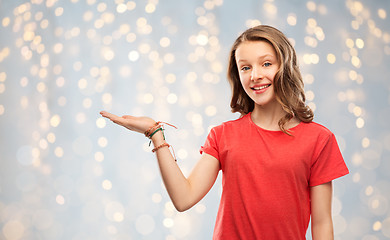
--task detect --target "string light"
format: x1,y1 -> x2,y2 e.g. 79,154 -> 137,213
0,1 -> 389,239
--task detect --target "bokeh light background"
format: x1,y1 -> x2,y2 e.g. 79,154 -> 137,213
0,0 -> 389,239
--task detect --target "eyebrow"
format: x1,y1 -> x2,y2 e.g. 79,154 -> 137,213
236,54 -> 275,63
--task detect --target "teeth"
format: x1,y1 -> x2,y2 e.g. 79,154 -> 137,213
253,84 -> 270,90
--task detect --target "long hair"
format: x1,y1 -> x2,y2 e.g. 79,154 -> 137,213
227,25 -> 314,134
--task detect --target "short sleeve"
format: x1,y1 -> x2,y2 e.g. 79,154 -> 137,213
200,127 -> 220,161
309,133 -> 349,186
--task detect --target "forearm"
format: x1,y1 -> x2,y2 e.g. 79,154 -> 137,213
100,111 -> 216,212
311,220 -> 334,240
151,131 -> 192,211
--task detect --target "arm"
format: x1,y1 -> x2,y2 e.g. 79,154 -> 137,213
310,181 -> 334,240
100,111 -> 220,212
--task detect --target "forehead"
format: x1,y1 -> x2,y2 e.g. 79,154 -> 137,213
235,40 -> 277,60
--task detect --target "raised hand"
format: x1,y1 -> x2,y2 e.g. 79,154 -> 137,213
100,111 -> 156,134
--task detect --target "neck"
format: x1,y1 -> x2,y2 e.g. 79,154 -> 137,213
251,103 -> 286,131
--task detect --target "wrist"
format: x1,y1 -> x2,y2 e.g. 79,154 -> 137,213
151,130 -> 166,145
144,121 -> 177,161
144,122 -> 159,137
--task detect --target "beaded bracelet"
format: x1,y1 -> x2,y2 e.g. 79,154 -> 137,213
152,142 -> 170,152
152,142 -> 177,162
146,121 -> 178,162
144,121 -> 177,138
144,123 -> 160,138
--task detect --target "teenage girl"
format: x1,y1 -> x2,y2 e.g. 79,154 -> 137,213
100,25 -> 349,240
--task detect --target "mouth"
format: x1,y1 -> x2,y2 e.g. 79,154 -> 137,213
251,84 -> 271,91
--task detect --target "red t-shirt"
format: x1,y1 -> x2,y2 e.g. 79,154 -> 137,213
200,113 -> 349,240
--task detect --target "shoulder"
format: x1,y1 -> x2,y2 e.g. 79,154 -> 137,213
298,121 -> 337,146
211,113 -> 249,132
300,121 -> 333,135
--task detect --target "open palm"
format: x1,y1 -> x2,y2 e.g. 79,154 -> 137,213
100,111 -> 156,134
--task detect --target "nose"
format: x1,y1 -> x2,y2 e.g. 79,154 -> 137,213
250,66 -> 263,81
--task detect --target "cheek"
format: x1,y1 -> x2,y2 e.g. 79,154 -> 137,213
269,69 -> 279,82
238,72 -> 249,85
238,73 -> 244,84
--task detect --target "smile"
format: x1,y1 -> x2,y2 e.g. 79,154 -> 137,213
251,84 -> 271,90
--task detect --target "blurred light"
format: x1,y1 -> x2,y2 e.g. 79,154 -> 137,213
105,201 -> 125,222
145,3 -> 156,13
308,102 -> 316,111
102,179 -> 112,190
2,17 -> 10,27
0,83 -> 5,93
160,37 -> 170,47
346,38 -> 354,48
205,105 -> 217,116
54,147 -> 64,158
2,220 -> 25,240
287,14 -> 297,26
305,90 -> 315,101
351,56 -> 361,68
143,93 -> 154,104
139,43 -> 151,54
378,9 -> 387,19
246,19 -> 262,28
98,137 -> 108,147
165,73 -> 176,83
128,50 -> 139,61
196,33 -> 208,46
94,151 -> 104,162
263,2 -> 277,15
356,38 -> 364,49
50,114 -> 61,127
117,4 -> 127,13
303,74 -> 314,84
306,1 -> 316,12
327,53 -> 336,64
127,1 -> 136,11
353,106 -> 362,116
47,132 -> 56,143
56,195 -> 65,205
307,18 -> 317,28
102,93 -> 112,104
167,93 -> 178,104
55,7 -> 64,16
96,117 -> 106,128
163,218 -> 174,228
82,98 -> 92,108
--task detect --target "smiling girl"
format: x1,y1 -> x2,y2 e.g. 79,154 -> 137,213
100,25 -> 349,240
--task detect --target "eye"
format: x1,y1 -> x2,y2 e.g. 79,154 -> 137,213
240,66 -> 251,71
263,62 -> 272,67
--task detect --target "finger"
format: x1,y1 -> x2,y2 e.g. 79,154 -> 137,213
100,111 -> 127,127
100,111 -> 120,120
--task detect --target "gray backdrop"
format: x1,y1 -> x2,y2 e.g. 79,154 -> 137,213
0,0 -> 389,239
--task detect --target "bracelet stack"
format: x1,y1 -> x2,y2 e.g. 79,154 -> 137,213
144,121 -> 177,161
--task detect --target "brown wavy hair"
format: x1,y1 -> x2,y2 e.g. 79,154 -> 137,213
227,25 -> 314,134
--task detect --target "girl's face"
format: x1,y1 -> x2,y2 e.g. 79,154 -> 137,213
235,41 -> 280,109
